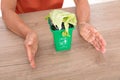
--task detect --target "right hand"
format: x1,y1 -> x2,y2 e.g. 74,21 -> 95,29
24,31 -> 38,68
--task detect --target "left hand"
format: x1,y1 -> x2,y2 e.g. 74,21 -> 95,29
78,22 -> 106,53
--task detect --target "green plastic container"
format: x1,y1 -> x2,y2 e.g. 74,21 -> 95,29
48,19 -> 74,51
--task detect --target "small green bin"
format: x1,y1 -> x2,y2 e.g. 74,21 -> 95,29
48,19 -> 74,51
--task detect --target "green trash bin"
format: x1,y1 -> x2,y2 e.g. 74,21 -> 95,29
48,18 -> 74,51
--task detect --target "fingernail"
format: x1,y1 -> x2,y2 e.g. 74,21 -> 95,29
31,63 -> 36,68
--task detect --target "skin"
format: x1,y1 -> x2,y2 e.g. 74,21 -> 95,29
1,0 -> 106,68
74,0 -> 106,53
1,0 -> 38,68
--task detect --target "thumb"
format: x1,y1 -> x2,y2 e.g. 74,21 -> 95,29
25,42 -> 36,68
30,56 -> 36,68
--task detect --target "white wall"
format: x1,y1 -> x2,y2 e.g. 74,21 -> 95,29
63,0 -> 75,8
63,0 -> 116,8
0,0 -> 1,17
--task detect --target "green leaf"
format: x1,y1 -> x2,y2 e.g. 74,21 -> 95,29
46,10 -> 77,36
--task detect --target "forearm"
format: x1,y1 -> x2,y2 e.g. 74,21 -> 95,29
75,0 -> 90,24
2,9 -> 33,39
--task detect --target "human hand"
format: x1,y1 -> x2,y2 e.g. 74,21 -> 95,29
24,31 -> 38,68
78,22 -> 106,53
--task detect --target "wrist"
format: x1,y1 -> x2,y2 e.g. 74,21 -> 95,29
25,30 -> 37,39
78,21 -> 87,28
78,21 -> 87,25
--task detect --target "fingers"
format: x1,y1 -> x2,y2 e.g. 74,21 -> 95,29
79,23 -> 106,53
25,42 -> 36,68
87,26 -> 106,53
86,30 -> 95,42
30,55 -> 36,68
97,33 -> 106,53
32,45 -> 38,57
24,32 -> 39,68
91,40 -> 99,51
91,32 -> 106,53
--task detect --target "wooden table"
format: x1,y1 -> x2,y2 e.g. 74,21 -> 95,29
0,1 -> 120,80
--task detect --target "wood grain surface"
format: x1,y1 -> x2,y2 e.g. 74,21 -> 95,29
0,1 -> 120,80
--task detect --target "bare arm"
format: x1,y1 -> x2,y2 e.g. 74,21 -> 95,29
74,0 -> 90,24
74,0 -> 106,53
1,0 -> 33,38
1,0 -> 38,68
